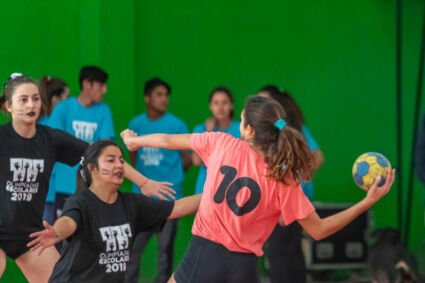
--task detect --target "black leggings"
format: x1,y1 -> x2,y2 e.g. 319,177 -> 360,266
174,236 -> 259,283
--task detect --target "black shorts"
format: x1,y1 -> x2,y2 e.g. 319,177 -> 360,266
174,236 -> 259,283
0,239 -> 30,260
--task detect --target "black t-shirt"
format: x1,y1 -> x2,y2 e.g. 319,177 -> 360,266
49,189 -> 174,283
0,123 -> 88,240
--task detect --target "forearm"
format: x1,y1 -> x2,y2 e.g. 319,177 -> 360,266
305,200 -> 371,240
168,194 -> 202,219
53,216 -> 77,241
124,162 -> 148,187
130,134 -> 192,150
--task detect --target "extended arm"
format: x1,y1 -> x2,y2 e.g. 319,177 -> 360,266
298,169 -> 395,240
121,129 -> 192,151
168,194 -> 202,219
123,161 -> 175,200
28,217 -> 77,255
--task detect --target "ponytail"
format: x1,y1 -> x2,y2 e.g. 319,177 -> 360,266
243,96 -> 314,184
38,76 -> 67,115
38,76 -> 50,116
0,92 -> 6,110
265,126 -> 314,183
77,158 -> 92,193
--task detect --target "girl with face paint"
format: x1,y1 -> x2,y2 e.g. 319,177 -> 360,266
27,140 -> 201,283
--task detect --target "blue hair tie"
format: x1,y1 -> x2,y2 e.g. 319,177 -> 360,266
274,119 -> 287,131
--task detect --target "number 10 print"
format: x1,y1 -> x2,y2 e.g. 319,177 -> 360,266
214,166 -> 261,216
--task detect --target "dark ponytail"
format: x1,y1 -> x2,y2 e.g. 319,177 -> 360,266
38,76 -> 67,115
243,96 -> 314,183
0,90 -> 6,110
77,140 -> 124,192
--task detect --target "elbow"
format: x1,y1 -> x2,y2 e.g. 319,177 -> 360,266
309,229 -> 327,241
311,233 -> 324,241
168,214 -> 177,220
167,208 -> 177,220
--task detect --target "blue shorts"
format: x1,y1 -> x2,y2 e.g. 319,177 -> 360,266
174,236 -> 260,283
0,239 -> 30,260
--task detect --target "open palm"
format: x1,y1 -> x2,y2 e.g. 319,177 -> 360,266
27,221 -> 59,255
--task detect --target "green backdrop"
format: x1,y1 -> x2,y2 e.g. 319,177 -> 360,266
1,0 -> 425,281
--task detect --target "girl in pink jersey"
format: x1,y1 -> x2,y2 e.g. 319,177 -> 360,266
121,96 -> 395,283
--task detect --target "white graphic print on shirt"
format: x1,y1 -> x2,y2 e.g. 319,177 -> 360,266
139,147 -> 163,166
6,158 -> 44,202
72,121 -> 98,142
98,224 -> 132,273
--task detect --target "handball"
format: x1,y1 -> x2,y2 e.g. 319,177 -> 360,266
352,152 -> 391,191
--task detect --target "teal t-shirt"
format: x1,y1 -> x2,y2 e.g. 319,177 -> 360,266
48,97 -> 115,195
128,112 -> 188,199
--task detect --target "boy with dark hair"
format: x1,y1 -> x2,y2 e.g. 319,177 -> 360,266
78,65 -> 108,89
125,77 -> 191,283
48,66 -> 114,214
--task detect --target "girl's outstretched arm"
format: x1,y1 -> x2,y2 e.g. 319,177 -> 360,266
298,169 -> 395,240
123,162 -> 176,200
27,217 -> 77,255
168,194 -> 202,219
121,129 -> 192,151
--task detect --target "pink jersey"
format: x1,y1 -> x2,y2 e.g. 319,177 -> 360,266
190,132 -> 315,256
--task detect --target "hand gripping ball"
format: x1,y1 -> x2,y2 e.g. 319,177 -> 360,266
352,152 -> 391,191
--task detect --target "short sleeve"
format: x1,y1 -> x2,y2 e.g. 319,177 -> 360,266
302,126 -> 319,151
61,196 -> 83,228
98,105 -> 115,139
132,194 -> 174,234
50,127 -> 89,166
190,132 -> 230,165
278,184 -> 315,225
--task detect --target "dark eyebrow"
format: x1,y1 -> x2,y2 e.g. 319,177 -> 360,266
105,154 -> 123,158
16,93 -> 40,97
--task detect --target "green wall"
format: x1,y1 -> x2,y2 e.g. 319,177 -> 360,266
1,0 -> 425,281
